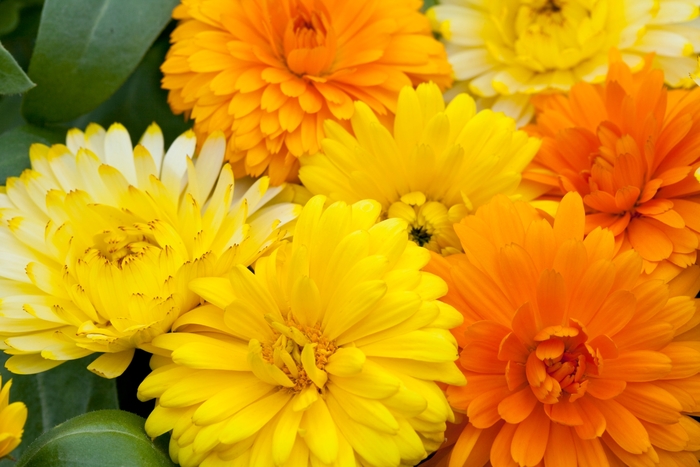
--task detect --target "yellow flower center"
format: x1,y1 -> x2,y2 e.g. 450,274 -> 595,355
500,0 -> 618,74
387,191 -> 465,254
91,225 -> 159,266
262,315 -> 337,393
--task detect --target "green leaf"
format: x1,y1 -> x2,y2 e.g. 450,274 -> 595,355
0,94 -> 25,134
15,410 -> 174,467
0,0 -> 43,37
0,123 -> 64,180
0,351 -> 118,465
70,32 -> 191,147
0,42 -> 34,94
22,0 -> 179,124
421,0 -> 437,12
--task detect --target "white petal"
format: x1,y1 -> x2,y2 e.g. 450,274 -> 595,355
65,129 -> 85,154
138,123 -> 165,174
104,123 -> 137,185
194,131 -> 225,202
161,130 -> 196,196
84,123 -> 106,161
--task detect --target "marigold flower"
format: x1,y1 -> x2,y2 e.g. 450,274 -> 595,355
137,195 -> 465,467
299,82 -> 540,255
425,192 -> 700,466
0,377 -> 26,459
525,51 -> 700,281
0,123 -> 300,378
428,0 -> 700,123
162,0 -> 453,185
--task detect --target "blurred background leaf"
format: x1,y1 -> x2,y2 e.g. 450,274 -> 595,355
0,42 -> 34,94
15,410 -> 174,467
422,0 -> 436,12
0,123 -> 63,179
0,354 -> 118,466
0,0 -> 43,38
22,0 -> 179,123
70,30 -> 191,147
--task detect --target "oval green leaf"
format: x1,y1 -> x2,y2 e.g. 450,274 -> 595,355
0,354 -> 118,466
0,42 -> 34,95
15,410 -> 174,467
22,0 -> 178,123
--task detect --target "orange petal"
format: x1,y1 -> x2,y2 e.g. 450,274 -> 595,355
498,386 -> 539,424
543,424 -> 577,467
599,350 -> 672,381
585,378 -> 626,400
511,406 -> 551,466
585,290 -> 635,339
490,422 -> 518,467
498,333 -> 529,364
544,399 -> 583,426
536,269 -> 567,328
573,397 -> 606,439
615,382 -> 682,425
592,399 -> 652,454
627,218 -> 673,262
553,192 -> 585,243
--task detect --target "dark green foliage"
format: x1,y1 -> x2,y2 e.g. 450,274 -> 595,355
0,354 -> 118,466
15,410 -> 174,467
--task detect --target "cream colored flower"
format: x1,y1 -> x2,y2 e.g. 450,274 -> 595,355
429,0 -> 700,124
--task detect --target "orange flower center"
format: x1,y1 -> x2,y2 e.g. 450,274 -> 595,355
526,324 -> 598,404
281,1 -> 336,77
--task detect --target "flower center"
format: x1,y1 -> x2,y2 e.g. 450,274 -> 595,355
502,0 -> 614,73
532,0 -> 561,13
277,0 -> 335,76
387,191 -> 464,254
291,11 -> 326,49
262,314 -> 337,393
526,323 -> 598,404
92,225 -> 159,266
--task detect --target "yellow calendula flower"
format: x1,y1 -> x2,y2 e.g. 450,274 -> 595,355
298,82 -> 540,255
0,123 -> 301,378
429,0 -> 700,124
0,377 -> 26,459
137,196 -> 465,467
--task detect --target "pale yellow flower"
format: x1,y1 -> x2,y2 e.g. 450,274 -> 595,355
0,123 -> 300,378
429,0 -> 700,124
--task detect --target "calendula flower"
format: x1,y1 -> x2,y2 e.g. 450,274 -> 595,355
299,82 -> 540,255
524,50 -> 700,281
425,192 -> 700,467
0,377 -> 26,459
0,123 -> 300,378
162,0 -> 453,185
428,0 -> 700,124
137,195 -> 465,467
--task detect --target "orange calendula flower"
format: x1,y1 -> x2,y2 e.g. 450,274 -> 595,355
524,50 -> 700,281
425,192 -> 700,467
162,0 -> 453,185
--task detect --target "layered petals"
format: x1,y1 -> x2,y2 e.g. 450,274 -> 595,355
429,0 -> 700,123
425,192 -> 700,466
525,51 -> 700,281
163,0 -> 453,184
299,82 -> 541,255
138,196 -> 465,467
0,123 -> 301,377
